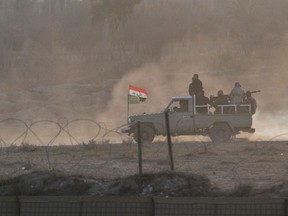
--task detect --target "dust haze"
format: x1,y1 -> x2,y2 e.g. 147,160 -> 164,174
0,0 -> 288,142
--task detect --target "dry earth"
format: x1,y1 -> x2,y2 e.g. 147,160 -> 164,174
1,139 -> 288,197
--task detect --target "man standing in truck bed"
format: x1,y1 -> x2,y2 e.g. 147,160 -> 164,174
230,82 -> 245,105
189,74 -> 203,96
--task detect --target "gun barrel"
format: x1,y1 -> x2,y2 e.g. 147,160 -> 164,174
250,90 -> 261,94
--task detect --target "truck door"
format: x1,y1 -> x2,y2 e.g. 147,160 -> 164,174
167,99 -> 195,135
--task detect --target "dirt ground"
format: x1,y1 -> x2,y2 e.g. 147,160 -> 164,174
0,138 -> 288,196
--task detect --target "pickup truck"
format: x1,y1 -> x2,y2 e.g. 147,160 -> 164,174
121,96 -> 255,143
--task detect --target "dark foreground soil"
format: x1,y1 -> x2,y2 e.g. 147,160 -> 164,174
0,171 -> 287,197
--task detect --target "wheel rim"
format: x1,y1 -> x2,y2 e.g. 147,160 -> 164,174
216,129 -> 227,141
133,126 -> 155,143
210,124 -> 232,143
142,131 -> 149,140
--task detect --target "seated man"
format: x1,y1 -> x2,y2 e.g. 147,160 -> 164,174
174,100 -> 188,112
196,90 -> 210,114
212,90 -> 229,113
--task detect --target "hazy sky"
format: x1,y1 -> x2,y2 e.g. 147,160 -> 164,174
1,0 -> 288,142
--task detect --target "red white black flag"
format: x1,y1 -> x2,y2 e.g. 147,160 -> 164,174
128,85 -> 148,104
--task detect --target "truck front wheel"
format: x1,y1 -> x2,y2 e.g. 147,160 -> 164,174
209,123 -> 232,143
133,125 -> 155,144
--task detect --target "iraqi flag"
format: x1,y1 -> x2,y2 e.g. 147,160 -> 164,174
128,85 -> 148,104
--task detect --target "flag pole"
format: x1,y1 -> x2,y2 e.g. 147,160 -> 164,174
127,85 -> 130,123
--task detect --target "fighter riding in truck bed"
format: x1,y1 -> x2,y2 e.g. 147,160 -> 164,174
121,94 -> 257,143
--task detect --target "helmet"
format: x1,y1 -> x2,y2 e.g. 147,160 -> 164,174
235,82 -> 241,87
193,74 -> 199,79
217,90 -> 224,96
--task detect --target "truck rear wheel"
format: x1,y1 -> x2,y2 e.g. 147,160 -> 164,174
209,123 -> 232,143
133,125 -> 155,144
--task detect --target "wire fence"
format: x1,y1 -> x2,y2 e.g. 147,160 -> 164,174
0,196 -> 288,216
0,196 -> 287,216
0,117 -> 287,191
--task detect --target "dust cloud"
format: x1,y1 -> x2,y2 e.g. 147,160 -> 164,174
101,35 -> 288,140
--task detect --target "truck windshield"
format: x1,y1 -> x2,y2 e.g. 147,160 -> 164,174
166,100 -> 188,112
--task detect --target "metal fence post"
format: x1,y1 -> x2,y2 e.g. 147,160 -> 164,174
16,196 -> 20,216
137,121 -> 143,176
285,198 -> 288,216
165,110 -> 174,171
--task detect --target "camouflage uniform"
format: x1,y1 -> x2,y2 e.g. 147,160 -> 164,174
230,82 -> 245,105
188,74 -> 203,96
243,92 -> 257,115
212,90 -> 229,113
196,91 -> 210,113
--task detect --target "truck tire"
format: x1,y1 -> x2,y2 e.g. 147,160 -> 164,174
133,125 -> 155,144
209,123 -> 232,143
